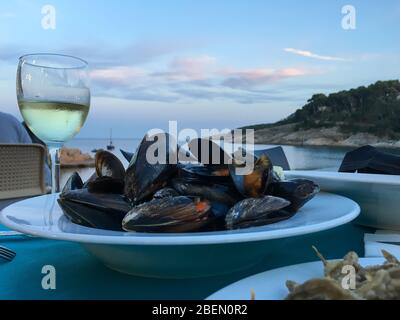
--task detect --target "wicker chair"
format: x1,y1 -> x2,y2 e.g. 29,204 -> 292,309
0,144 -> 47,200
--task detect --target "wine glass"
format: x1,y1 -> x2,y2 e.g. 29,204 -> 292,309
17,54 -> 90,193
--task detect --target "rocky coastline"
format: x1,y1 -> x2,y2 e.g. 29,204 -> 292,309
251,123 -> 400,148
60,148 -> 95,168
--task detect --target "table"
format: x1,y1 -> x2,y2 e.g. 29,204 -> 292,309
0,198 -> 372,300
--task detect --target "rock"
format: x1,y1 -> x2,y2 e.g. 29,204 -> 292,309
60,148 -> 94,167
245,123 -> 400,149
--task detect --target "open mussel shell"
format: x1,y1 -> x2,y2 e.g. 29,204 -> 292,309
125,133 -> 178,204
87,176 -> 125,194
178,163 -> 231,186
153,187 -> 180,199
171,178 -> 241,207
229,152 -> 273,198
62,172 -> 84,194
187,138 -> 232,166
122,196 -> 211,233
82,172 -> 98,188
58,189 -> 132,231
268,179 -> 320,213
225,196 -> 291,230
95,150 -> 126,180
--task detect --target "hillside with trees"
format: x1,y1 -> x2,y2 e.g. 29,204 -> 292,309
242,80 -> 400,147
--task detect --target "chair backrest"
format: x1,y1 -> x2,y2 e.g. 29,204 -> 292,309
0,144 -> 47,200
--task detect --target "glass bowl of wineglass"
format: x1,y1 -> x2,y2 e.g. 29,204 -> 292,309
17,53 -> 90,193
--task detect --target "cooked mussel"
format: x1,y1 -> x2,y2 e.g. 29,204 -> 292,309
95,150 -> 126,180
268,179 -> 320,213
187,138 -> 231,166
171,178 -> 240,206
178,163 -> 231,186
122,196 -> 211,233
125,133 -> 178,203
153,187 -> 179,199
87,176 -> 125,194
229,152 -> 273,198
58,189 -> 132,231
62,172 -> 84,194
225,196 -> 291,230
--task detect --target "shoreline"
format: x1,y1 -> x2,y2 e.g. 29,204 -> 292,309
60,162 -> 95,169
248,123 -> 400,149
60,148 -> 95,168
252,141 -> 400,149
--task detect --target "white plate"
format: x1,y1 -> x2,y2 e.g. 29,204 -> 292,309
286,171 -> 400,230
207,257 -> 384,300
0,192 -> 360,278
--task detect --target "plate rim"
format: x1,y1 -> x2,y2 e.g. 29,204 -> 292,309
206,257 -> 386,300
0,192 -> 360,246
286,170 -> 400,186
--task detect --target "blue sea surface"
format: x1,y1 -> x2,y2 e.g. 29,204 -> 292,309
61,138 -> 400,188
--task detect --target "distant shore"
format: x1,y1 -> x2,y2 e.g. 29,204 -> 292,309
60,148 -> 95,168
249,123 -> 400,149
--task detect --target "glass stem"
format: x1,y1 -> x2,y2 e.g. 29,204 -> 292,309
49,147 -> 61,193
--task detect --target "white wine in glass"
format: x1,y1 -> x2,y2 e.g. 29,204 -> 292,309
17,54 -> 90,193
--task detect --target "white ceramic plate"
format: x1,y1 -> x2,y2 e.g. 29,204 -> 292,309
286,171 -> 400,230
0,192 -> 360,278
207,257 -> 385,300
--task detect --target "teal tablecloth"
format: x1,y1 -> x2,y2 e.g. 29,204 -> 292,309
0,200 -> 372,299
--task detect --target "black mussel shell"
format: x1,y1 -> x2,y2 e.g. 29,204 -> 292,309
87,176 -> 125,194
125,133 -> 178,203
178,163 -> 231,186
95,150 -> 126,180
225,196 -> 291,230
267,179 -> 320,213
171,178 -> 241,207
58,189 -> 132,231
209,201 -> 231,230
120,149 -> 134,163
229,152 -> 273,198
187,138 -> 231,166
177,145 -> 198,163
153,187 -> 180,199
231,209 -> 294,229
62,172 -> 84,194
122,196 -> 211,233
83,172 -> 98,188
210,202 -> 230,219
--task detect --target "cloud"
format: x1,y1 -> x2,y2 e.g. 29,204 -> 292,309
0,41 -> 315,105
150,55 -> 217,81
171,55 -> 216,73
90,66 -> 147,86
173,87 -> 302,104
284,48 -> 347,61
221,68 -> 309,89
0,40 -> 186,68
90,56 -> 311,103
63,41 -> 184,67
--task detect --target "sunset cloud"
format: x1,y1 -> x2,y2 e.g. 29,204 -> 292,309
90,66 -> 146,83
221,67 -> 309,89
284,48 -> 347,61
90,60 -> 311,104
0,40 -> 315,105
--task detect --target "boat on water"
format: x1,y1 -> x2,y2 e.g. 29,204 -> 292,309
107,129 -> 115,151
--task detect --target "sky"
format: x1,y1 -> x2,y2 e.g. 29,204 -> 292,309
0,0 -> 399,138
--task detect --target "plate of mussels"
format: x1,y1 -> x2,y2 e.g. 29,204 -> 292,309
0,135 -> 360,278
